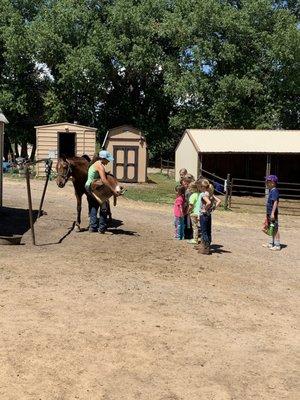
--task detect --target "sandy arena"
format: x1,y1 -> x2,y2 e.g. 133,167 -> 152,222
0,177 -> 299,400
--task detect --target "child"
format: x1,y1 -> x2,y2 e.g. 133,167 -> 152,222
179,168 -> 188,181
181,176 -> 195,240
198,179 -> 221,255
173,185 -> 186,240
263,175 -> 281,250
187,181 -> 202,244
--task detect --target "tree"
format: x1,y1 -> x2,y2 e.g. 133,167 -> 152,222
0,0 -> 48,158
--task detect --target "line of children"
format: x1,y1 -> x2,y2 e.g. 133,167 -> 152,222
174,170 -> 282,254
173,173 -> 221,254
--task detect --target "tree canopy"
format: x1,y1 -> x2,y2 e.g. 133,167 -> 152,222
0,0 -> 299,159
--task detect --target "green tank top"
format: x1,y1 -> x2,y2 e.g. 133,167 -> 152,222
86,163 -> 100,187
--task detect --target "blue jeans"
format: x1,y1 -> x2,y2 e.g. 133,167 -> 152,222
89,200 -> 108,232
200,213 -> 212,244
174,217 -> 185,239
86,184 -> 108,232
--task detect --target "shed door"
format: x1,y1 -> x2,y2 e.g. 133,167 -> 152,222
58,132 -> 76,158
113,146 -> 139,182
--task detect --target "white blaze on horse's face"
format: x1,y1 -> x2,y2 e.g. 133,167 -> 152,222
56,160 -> 70,188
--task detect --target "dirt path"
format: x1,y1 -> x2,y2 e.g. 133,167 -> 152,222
0,178 -> 299,400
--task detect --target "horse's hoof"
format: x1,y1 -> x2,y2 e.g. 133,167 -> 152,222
75,225 -> 81,232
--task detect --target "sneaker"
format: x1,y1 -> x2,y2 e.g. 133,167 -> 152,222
188,239 -> 197,244
270,245 -> 281,251
262,243 -> 273,248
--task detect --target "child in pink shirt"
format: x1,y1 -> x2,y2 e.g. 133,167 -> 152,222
173,186 -> 186,239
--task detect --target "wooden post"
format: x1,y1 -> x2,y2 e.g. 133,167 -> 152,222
160,157 -> 163,174
167,159 -> 169,178
25,165 -> 35,245
38,159 -> 52,218
228,178 -> 233,208
198,154 -> 203,178
265,154 -> 271,201
224,173 -> 230,210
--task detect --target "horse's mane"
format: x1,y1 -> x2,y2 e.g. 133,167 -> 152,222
58,155 -> 90,165
82,154 -> 91,162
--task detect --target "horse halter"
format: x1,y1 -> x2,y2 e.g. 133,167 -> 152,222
57,159 -> 72,184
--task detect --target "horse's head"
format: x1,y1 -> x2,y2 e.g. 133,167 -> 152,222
106,173 -> 124,195
56,157 -> 72,188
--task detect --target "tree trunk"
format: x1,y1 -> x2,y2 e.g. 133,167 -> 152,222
21,141 -> 28,158
30,142 -> 36,161
14,143 -> 19,158
3,134 -> 13,161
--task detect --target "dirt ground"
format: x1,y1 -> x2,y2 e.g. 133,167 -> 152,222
0,177 -> 299,400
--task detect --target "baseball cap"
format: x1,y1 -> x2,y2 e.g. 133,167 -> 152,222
99,150 -> 114,162
265,175 -> 278,183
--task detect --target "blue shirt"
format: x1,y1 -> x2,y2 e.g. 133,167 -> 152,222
266,187 -> 279,216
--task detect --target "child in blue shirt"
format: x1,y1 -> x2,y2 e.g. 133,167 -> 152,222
263,175 -> 281,251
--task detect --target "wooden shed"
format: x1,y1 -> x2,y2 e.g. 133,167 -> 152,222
0,109 -> 9,207
103,125 -> 147,183
35,122 -> 97,176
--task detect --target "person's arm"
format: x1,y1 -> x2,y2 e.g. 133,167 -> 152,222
271,200 -> 278,220
188,195 -> 195,214
202,195 -> 211,211
213,195 -> 221,208
270,189 -> 279,220
95,162 -> 119,196
188,204 -> 194,213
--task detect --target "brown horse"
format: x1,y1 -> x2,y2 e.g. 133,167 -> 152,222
56,156 -> 122,231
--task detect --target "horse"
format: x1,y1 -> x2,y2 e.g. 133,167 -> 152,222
56,156 -> 122,232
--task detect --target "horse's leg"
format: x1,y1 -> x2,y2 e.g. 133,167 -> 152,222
75,192 -> 82,232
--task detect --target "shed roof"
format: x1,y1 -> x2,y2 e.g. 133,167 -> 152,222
0,109 -> 9,124
184,129 -> 300,154
34,122 -> 97,130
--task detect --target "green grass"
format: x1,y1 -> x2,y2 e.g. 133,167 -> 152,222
124,173 -> 176,204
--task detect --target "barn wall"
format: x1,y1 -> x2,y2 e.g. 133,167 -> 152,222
202,153 -> 300,183
175,132 -> 199,181
36,125 -> 96,176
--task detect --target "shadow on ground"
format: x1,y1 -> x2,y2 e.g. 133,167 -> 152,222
0,206 -> 37,238
210,244 -> 231,254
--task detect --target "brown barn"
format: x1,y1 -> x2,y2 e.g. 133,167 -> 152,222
0,109 -> 9,207
35,122 -> 96,177
103,125 -> 148,183
175,129 -> 300,183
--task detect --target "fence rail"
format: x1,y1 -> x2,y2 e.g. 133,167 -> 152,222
160,158 -> 175,178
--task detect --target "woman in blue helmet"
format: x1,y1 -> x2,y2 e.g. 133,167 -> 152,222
85,150 -> 119,233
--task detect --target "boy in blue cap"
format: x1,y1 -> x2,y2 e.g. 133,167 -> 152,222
263,175 -> 281,250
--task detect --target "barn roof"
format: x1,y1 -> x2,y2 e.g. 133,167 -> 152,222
34,122 -> 97,130
184,129 -> 300,154
0,109 -> 8,124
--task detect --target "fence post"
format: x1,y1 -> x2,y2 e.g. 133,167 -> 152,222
25,165 -> 35,245
228,178 -> 233,208
160,157 -> 163,174
167,159 -> 170,178
224,173 -> 230,210
38,159 -> 52,218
